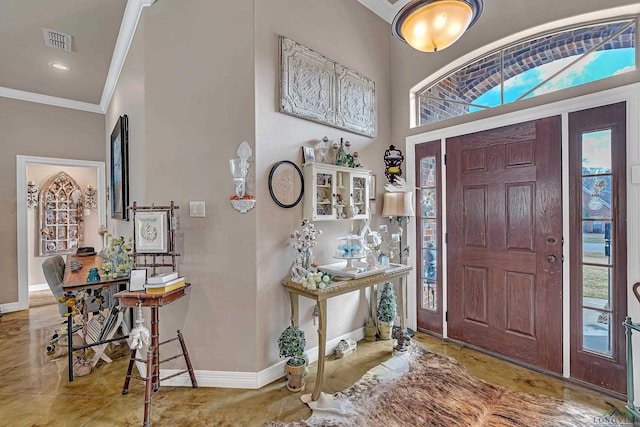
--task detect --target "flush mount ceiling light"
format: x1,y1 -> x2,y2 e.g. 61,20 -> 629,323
49,62 -> 71,71
392,0 -> 483,52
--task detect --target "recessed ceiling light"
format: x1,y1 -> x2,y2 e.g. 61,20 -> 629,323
49,62 -> 71,71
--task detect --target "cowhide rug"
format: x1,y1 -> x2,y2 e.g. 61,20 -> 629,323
266,345 -> 600,426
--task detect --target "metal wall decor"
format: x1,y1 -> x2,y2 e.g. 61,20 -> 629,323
279,36 -> 376,138
384,145 -> 404,184
84,184 -> 97,210
27,180 -> 39,208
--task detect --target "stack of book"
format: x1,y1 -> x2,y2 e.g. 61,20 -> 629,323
144,272 -> 186,294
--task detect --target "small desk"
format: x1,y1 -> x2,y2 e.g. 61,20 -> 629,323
62,255 -> 130,382
115,285 -> 197,427
281,264 -> 412,401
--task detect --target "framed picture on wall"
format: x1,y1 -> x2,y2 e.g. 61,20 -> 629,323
110,115 -> 129,220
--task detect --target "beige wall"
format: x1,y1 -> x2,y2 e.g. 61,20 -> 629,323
0,97 -> 104,303
105,0 -> 391,373
27,164 -> 100,285
108,0 -> 259,371
254,0 -> 392,369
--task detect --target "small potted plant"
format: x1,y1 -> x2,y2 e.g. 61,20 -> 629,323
278,325 -> 307,392
377,282 -> 397,340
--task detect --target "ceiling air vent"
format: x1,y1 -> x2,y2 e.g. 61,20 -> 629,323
42,28 -> 72,52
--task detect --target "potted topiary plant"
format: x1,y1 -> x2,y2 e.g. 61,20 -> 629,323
377,282 -> 397,340
278,325 -> 307,392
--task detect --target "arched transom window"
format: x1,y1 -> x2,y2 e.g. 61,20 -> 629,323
417,18 -> 636,126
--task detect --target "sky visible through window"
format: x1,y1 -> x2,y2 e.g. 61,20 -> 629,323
470,49 -> 635,112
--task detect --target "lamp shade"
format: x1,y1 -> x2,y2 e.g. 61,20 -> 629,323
392,0 -> 483,52
382,192 -> 415,218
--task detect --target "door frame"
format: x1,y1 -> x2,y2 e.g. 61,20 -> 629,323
7,155 -> 106,313
404,82 -> 640,386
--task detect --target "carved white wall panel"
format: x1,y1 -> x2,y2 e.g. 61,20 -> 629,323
280,36 -> 336,125
279,36 -> 376,138
335,64 -> 376,138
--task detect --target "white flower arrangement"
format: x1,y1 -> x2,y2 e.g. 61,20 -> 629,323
301,270 -> 333,290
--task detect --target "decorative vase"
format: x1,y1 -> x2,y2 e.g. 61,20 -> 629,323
378,320 -> 393,340
285,360 -> 307,392
365,318 -> 377,342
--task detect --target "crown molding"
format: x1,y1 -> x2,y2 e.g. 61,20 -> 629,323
0,86 -> 103,113
99,0 -> 155,112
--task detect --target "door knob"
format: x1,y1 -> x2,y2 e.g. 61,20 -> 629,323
546,254 -> 557,263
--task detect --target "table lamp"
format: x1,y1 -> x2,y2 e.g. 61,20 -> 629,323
381,191 -> 415,264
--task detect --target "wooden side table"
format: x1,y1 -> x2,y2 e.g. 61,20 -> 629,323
114,284 -> 197,427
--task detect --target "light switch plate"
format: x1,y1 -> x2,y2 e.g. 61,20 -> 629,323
190,201 -> 205,217
632,165 -> 640,184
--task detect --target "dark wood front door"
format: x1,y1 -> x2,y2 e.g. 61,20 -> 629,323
447,116 -> 563,373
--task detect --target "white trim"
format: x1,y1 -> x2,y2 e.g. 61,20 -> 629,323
410,5 -> 640,99
626,91 -> 640,407
99,0 -> 155,112
6,155 -> 106,315
143,328 -> 365,388
0,86 -> 103,114
29,284 -> 49,292
561,111 -> 570,379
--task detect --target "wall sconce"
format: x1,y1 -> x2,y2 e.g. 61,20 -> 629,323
84,184 -> 97,213
27,181 -> 39,208
384,145 -> 404,184
229,141 -> 256,213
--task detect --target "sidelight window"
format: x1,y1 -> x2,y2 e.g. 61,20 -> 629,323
580,130 -> 613,356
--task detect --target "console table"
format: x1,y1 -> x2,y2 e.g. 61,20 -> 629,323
281,264 -> 412,401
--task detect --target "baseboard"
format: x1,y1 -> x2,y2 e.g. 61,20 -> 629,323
139,327 -> 365,389
29,283 -> 49,292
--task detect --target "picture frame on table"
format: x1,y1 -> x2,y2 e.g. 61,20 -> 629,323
302,146 -> 316,163
128,269 -> 147,292
134,210 -> 169,253
110,115 -> 129,220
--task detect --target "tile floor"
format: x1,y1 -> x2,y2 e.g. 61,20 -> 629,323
0,292 -> 626,426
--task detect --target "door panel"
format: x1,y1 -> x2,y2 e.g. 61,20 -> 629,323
415,140 -> 443,334
447,116 -> 563,373
569,102 -> 627,395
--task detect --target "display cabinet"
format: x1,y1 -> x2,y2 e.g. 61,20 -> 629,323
302,163 -> 371,221
39,171 -> 84,256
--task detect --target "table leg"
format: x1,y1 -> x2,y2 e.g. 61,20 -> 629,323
150,307 -> 160,392
67,309 -> 74,382
397,277 -> 406,330
143,345 -> 154,427
311,299 -> 327,401
289,293 -> 299,327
